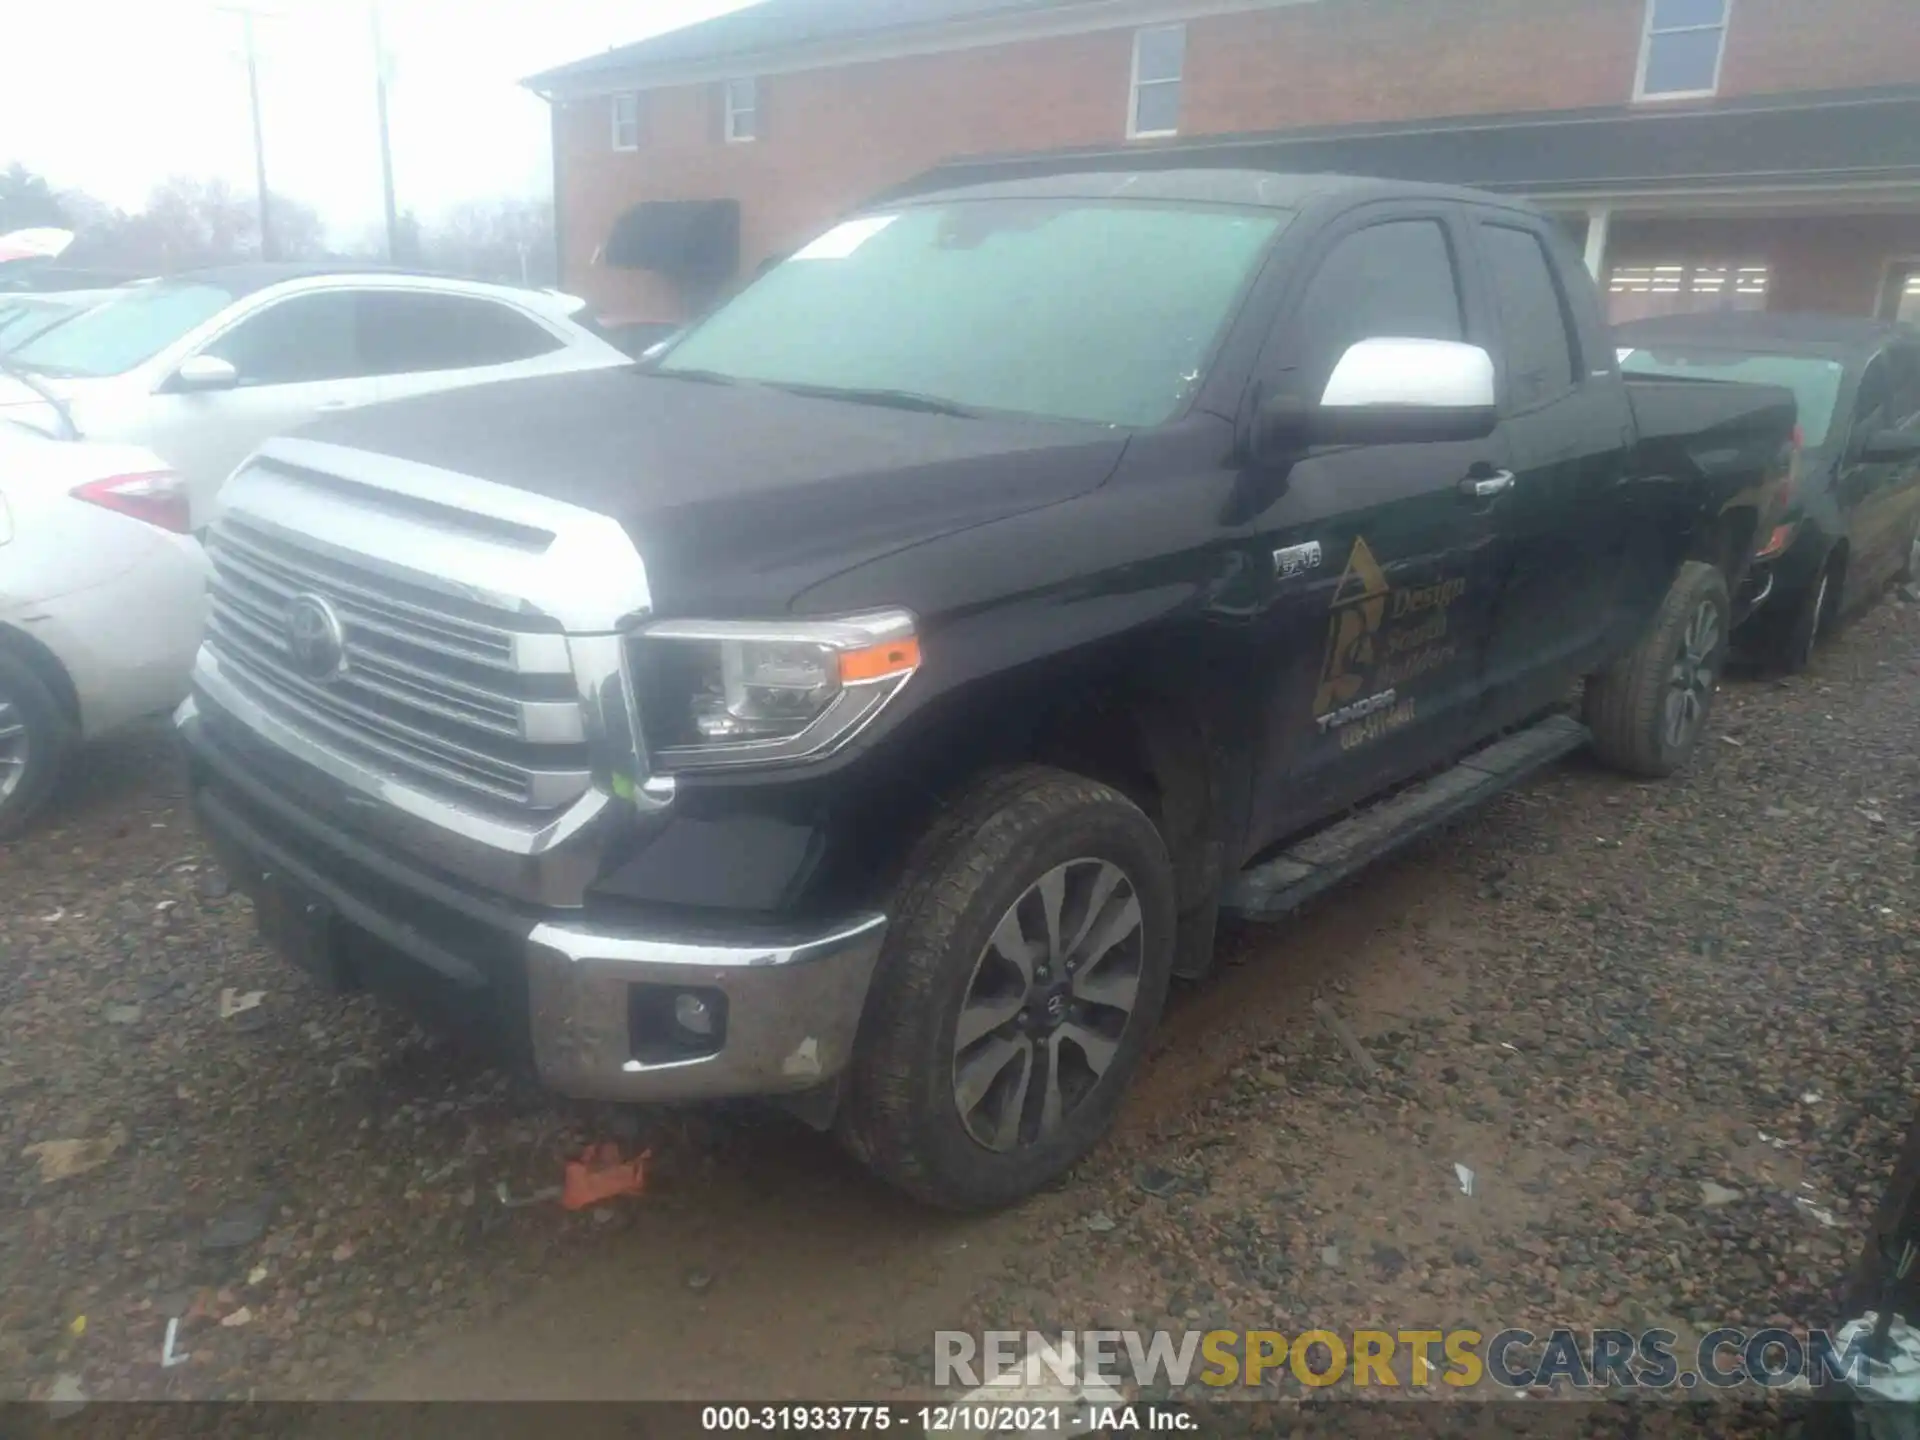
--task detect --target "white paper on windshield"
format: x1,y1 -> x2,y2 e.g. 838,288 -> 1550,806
1616,347 -> 1636,363
791,214 -> 898,261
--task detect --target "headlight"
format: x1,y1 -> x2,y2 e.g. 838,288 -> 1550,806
631,610 -> 920,771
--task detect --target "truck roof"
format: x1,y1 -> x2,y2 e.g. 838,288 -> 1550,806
887,167 -> 1531,215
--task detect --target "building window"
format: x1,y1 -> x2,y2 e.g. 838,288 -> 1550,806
1606,260 -> 1768,323
1128,24 -> 1184,138
724,78 -> 758,142
611,93 -> 640,150
1636,0 -> 1731,100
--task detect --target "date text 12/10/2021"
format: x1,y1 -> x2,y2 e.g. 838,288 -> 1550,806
700,1405 -> 1196,1431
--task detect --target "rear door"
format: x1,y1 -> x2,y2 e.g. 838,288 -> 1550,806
355,290 -> 569,404
1244,204 -> 1509,847
1464,212 -> 1634,722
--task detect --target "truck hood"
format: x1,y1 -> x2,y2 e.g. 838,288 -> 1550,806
288,367 -> 1129,615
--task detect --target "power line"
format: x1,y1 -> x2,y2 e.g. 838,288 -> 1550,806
370,0 -> 400,263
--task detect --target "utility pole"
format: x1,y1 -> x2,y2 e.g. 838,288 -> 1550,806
371,0 -> 400,262
220,5 -> 276,260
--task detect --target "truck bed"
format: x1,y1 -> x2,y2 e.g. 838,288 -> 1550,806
1625,374 -> 1799,593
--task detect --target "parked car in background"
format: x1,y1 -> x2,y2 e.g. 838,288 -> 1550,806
0,420 -> 208,838
1619,315 -> 1920,670
0,290 -> 119,354
0,266 -> 631,527
178,170 -> 1797,1208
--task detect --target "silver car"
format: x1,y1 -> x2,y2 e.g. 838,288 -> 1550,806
0,265 -> 630,526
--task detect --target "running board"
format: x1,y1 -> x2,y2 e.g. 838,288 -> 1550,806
1221,714 -> 1590,921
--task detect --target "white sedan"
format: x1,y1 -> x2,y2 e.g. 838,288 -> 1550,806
0,265 -> 630,527
0,420 -> 209,837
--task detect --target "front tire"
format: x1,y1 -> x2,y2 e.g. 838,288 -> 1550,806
1584,560 -> 1730,779
0,649 -> 74,841
837,766 -> 1176,1211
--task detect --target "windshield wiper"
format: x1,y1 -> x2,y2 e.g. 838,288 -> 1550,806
766,381 -> 980,419
645,365 -> 747,387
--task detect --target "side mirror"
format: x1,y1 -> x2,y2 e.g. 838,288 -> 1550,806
1858,428 -> 1920,464
1255,338 -> 1498,458
170,354 -> 239,394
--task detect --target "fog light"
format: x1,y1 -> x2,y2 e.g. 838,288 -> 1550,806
674,992 -> 716,1037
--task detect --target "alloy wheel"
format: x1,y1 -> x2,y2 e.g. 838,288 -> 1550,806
951,858 -> 1145,1153
1664,598 -> 1722,749
0,697 -> 27,807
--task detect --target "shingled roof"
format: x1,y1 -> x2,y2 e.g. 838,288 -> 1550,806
523,0 -> 1129,92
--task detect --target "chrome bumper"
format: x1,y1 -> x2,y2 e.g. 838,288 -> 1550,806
179,694 -> 887,1104
527,915 -> 886,1102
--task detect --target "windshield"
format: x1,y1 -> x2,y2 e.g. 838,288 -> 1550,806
8,282 -> 234,377
1618,345 -> 1848,448
658,199 -> 1288,427
0,298 -> 88,354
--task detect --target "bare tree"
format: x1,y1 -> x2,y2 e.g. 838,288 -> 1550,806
0,163 -> 71,231
417,198 -> 555,285
62,176 -> 330,273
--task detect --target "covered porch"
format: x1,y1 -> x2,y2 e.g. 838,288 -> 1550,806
1550,189 -> 1920,323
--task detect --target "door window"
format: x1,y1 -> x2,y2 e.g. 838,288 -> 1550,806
1288,219 -> 1464,396
1885,346 -> 1920,428
355,292 -> 562,376
1852,356 -> 1891,454
1480,225 -> 1577,410
200,291 -> 363,385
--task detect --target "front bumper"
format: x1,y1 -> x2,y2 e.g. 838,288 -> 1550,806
179,697 -> 887,1103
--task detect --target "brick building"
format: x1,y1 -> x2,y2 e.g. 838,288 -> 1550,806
524,0 -> 1920,327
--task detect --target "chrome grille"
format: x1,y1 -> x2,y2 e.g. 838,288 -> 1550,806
203,514 -> 591,817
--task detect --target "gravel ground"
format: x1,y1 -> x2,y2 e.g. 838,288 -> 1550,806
922,592 -> 1920,1423
2,592 -> 1915,1417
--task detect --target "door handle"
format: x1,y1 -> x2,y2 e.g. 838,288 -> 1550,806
1460,469 -> 1515,499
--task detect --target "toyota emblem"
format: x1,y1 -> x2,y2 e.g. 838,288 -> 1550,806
285,593 -> 347,681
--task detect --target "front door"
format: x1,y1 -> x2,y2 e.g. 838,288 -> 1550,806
1244,207 -> 1508,850
1836,349 -> 1920,602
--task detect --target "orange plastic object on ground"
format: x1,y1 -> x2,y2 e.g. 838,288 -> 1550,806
561,1143 -> 651,1210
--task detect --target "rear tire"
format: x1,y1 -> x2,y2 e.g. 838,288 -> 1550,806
837,766 -> 1176,1211
0,648 -> 74,841
1584,560 -> 1730,779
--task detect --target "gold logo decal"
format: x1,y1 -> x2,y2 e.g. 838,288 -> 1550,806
1315,536 -> 1390,717
1312,537 -> 1467,751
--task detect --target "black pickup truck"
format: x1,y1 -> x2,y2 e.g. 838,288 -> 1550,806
176,171 -> 1797,1209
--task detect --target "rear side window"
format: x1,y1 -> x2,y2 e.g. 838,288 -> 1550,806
1481,225 -> 1578,409
203,292 -> 363,385
1288,219 -> 1464,395
356,292 -> 562,375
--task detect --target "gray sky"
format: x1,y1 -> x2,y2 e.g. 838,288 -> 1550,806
2,0 -> 758,240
